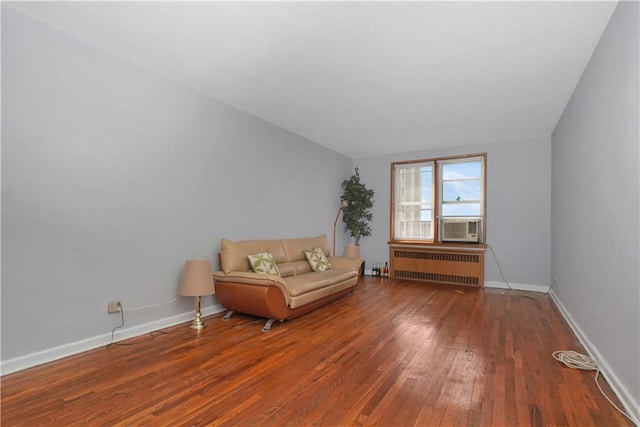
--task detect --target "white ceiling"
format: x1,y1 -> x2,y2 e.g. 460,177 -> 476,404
8,1 -> 617,158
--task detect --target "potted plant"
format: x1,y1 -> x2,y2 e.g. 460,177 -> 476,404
340,167 -> 374,256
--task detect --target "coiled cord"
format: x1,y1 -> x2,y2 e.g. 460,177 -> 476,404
552,350 -> 598,370
553,351 -> 636,425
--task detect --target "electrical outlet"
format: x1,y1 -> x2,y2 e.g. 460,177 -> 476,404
107,301 -> 121,313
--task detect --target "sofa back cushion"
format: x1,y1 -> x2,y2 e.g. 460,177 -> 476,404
282,235 -> 330,262
220,235 -> 331,277
220,239 -> 287,274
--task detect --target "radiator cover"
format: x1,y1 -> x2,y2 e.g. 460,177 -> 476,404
390,246 -> 485,287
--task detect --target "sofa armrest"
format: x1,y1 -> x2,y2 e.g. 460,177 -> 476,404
213,271 -> 289,303
327,256 -> 364,271
213,271 -> 286,286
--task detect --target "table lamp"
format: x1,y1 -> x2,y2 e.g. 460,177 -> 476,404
179,260 -> 215,330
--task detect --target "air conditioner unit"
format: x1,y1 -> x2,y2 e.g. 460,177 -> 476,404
441,218 -> 482,243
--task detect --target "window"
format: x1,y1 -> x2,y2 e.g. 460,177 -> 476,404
440,158 -> 483,217
394,161 -> 434,240
391,154 -> 486,244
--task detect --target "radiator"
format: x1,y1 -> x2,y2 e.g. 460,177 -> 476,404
390,246 -> 485,287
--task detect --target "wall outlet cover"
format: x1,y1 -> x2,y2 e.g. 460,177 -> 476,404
107,301 -> 121,313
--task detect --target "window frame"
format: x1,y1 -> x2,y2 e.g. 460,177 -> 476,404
390,153 -> 487,246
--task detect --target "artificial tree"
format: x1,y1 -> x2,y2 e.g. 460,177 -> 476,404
340,167 -> 375,246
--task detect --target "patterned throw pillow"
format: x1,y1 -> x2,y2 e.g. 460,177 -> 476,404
303,246 -> 332,272
248,251 -> 280,276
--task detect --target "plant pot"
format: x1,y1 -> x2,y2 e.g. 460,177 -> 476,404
343,245 -> 361,258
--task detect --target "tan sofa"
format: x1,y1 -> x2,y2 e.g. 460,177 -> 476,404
213,235 -> 363,331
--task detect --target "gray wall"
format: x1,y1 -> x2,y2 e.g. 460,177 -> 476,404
353,136 -> 551,288
1,7 -> 352,362
551,0 -> 639,410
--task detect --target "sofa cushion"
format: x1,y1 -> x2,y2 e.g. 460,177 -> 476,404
220,239 -> 286,274
248,251 -> 280,276
276,260 -> 312,278
283,274 -> 333,297
287,273 -> 359,309
283,269 -> 358,297
304,246 -> 332,272
282,235 -> 330,262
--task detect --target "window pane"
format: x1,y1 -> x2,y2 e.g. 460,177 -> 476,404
395,162 -> 433,240
442,161 -> 481,180
442,180 -> 481,202
439,156 -> 484,221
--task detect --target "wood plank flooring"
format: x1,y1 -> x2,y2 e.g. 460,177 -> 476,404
1,277 -> 633,426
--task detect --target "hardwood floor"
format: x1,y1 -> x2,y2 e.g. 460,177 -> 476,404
1,277 -> 633,426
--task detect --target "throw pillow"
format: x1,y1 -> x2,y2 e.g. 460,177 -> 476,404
248,251 -> 280,276
304,246 -> 332,272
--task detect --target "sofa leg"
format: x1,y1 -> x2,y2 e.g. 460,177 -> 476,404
223,310 -> 234,321
262,318 -> 277,332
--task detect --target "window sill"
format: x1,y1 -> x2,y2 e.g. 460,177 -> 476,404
388,240 -> 487,251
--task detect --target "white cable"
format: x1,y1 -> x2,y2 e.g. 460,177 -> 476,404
486,243 -> 513,290
552,350 -> 598,370
107,303 -> 125,347
487,243 -> 555,293
121,296 -> 179,311
553,350 -> 636,425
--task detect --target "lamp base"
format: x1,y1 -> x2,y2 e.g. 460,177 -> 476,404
189,295 -> 205,330
190,317 -> 205,330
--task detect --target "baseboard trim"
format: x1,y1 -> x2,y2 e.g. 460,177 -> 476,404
485,280 -> 551,293
549,290 -> 640,425
1,304 -> 226,376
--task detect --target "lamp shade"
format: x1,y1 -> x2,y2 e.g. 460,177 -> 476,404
178,260 -> 215,296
